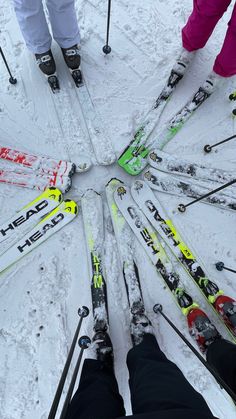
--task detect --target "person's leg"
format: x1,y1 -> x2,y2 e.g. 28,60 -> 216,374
213,4 -> 236,76
206,339 -> 236,393
182,0 -> 232,51
46,0 -> 80,49
127,333 -> 214,416
13,0 -> 52,54
65,359 -> 126,419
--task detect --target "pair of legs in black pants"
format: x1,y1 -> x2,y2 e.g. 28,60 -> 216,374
65,333 -> 236,419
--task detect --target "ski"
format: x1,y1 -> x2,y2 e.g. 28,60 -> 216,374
0,146 -> 75,177
118,73 -> 217,176
0,199 -> 78,274
75,71 -> 116,166
106,178 -> 151,345
0,187 -> 62,249
143,167 -> 236,211
117,55 -> 192,176
114,183 -> 220,352
81,189 -> 109,333
148,149 -> 236,185
0,167 -> 72,193
131,180 -> 236,339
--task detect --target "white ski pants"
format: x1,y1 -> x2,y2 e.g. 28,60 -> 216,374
13,0 -> 80,54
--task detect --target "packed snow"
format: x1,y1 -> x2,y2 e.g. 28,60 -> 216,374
1,0 -> 236,418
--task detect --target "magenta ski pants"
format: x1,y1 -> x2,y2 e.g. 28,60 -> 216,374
13,0 -> 80,54
182,0 -> 236,77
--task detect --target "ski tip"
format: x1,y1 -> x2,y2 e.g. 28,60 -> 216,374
105,177 -> 124,187
81,188 -> 101,199
63,199 -> 78,215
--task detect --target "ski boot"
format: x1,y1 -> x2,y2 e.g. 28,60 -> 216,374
61,44 -> 82,87
92,330 -> 114,368
131,313 -> 154,345
214,295 -> 236,335
35,50 -> 59,93
173,47 -> 195,76
187,308 -> 221,353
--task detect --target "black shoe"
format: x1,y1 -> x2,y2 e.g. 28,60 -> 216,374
92,331 -> 114,368
61,44 -> 81,71
131,314 -> 154,346
35,50 -> 56,76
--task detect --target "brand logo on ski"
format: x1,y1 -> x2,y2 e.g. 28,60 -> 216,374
117,186 -> 126,197
149,152 -> 162,163
91,253 -> 103,288
17,213 -> 64,253
0,200 -> 49,238
127,206 -> 159,256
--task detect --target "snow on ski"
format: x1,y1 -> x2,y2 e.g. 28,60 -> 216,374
0,167 -> 72,193
118,73 -> 217,176
148,149 -> 236,185
143,167 -> 236,211
0,187 -> 62,250
81,189 -> 109,332
0,146 -> 76,177
0,199 -> 78,274
75,73 -> 116,166
131,180 -> 236,339
106,178 -> 151,345
113,182 -> 219,352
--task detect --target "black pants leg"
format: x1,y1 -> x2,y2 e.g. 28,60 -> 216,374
127,334 -> 214,416
206,339 -> 236,394
65,359 -> 126,419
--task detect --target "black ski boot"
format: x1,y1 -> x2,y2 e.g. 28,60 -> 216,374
61,45 -> 82,87
35,50 -> 59,93
131,314 -> 154,345
92,330 -> 114,368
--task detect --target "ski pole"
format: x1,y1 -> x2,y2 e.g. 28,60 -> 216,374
204,134 -> 236,153
59,335 -> 91,419
153,304 -> 236,403
178,178 -> 236,213
47,306 -> 89,419
0,46 -> 17,84
103,0 -> 112,54
215,262 -> 236,275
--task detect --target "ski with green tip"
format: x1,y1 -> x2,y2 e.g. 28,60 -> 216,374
118,75 -> 215,175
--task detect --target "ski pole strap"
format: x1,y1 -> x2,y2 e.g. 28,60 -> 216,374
153,304 -> 236,403
47,307 -> 89,419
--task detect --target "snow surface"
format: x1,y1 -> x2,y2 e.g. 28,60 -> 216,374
1,0 -> 236,418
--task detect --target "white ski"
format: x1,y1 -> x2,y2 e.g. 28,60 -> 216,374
148,149 -> 236,185
143,167 -> 236,211
81,189 -> 109,332
0,199 -> 78,274
0,188 -> 62,249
